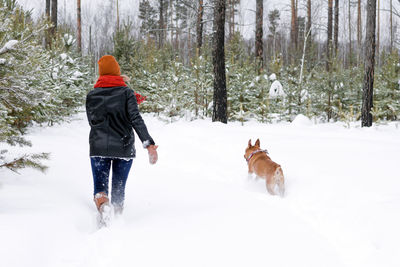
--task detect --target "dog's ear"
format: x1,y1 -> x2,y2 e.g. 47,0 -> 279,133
255,139 -> 260,147
248,139 -> 252,147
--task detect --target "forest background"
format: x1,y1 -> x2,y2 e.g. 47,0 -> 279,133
1,0 -> 399,171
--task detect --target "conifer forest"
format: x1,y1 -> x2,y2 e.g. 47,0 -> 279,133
1,0 -> 400,169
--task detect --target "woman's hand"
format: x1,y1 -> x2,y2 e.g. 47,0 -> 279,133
147,145 -> 158,165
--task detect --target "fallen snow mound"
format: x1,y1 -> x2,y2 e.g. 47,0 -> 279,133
291,114 -> 312,126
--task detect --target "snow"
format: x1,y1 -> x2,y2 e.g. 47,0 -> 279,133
269,73 -> 277,81
269,80 -> 285,98
4,40 -> 18,50
72,71 -> 83,78
291,114 -> 312,126
0,58 -> 6,64
0,40 -> 18,54
63,34 -> 74,46
1,112 -> 400,267
60,53 -> 68,60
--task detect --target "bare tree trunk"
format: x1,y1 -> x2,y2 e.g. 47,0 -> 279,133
89,25 -> 92,54
170,0 -> 173,46
291,0 -> 298,54
334,0 -> 339,56
227,0 -> 236,40
390,0 -> 393,53
116,0 -> 120,31
227,0 -> 232,40
327,0 -> 333,71
77,0 -> 82,54
175,0 -> 179,50
50,0 -> 58,37
300,23 -> 312,84
45,0 -> 51,48
196,0 -> 204,55
357,0 -> 362,63
348,0 -> 352,66
187,7 -> 191,61
326,0 -> 333,122
376,0 -> 380,66
307,0 -> 312,50
159,0 -> 164,48
362,0 -> 377,127
212,0 -> 227,123
255,0 -> 263,73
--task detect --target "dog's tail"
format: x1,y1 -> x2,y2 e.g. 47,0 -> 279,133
274,166 -> 285,197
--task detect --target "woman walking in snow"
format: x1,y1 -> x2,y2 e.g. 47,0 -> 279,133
86,55 -> 158,218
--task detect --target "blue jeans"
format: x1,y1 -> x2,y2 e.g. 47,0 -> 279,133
90,157 -> 133,208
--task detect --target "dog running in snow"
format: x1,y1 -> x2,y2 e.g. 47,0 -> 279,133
244,139 -> 285,196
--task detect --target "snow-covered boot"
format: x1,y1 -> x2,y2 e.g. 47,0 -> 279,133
94,192 -> 113,227
94,192 -> 109,211
113,204 -> 124,216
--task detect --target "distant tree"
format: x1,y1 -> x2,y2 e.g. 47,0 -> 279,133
327,0 -> 333,71
348,0 -> 352,66
362,0 -> 377,127
390,0 -> 393,53
376,0 -> 380,66
139,0 -> 157,40
268,9 -> 280,61
50,0 -> 57,37
290,0 -> 298,53
255,0 -> 263,73
77,0 -> 82,53
334,0 -> 339,56
357,0 -> 362,62
196,0 -> 204,55
45,0 -> 51,48
212,0 -> 227,123
306,0 -> 311,48
226,0 -> 240,40
116,0 -> 120,30
158,0 -> 166,48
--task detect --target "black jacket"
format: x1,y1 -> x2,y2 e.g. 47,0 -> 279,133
86,86 -> 155,158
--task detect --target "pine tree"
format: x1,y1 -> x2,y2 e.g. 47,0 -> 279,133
268,9 -> 280,61
0,0 -> 91,172
139,0 -> 158,41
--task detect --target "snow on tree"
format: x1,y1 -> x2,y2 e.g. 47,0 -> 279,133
269,80 -> 285,98
0,0 -> 91,173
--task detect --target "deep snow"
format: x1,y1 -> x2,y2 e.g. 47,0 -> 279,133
1,112 -> 399,267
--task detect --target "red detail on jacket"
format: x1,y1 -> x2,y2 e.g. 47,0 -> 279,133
94,75 -> 147,104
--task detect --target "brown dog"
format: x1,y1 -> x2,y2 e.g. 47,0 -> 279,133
244,139 -> 285,196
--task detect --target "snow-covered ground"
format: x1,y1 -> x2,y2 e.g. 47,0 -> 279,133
1,112 -> 400,267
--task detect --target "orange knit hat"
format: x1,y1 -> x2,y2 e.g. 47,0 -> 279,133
98,55 -> 121,76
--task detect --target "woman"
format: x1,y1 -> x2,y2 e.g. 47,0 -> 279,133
86,55 -> 158,216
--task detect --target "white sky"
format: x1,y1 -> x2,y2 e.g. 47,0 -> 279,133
17,0 -> 296,39
16,0 -> 398,44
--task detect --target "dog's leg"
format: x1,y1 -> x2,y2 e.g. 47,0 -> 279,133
275,167 -> 285,197
278,176 -> 285,197
266,181 -> 276,195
